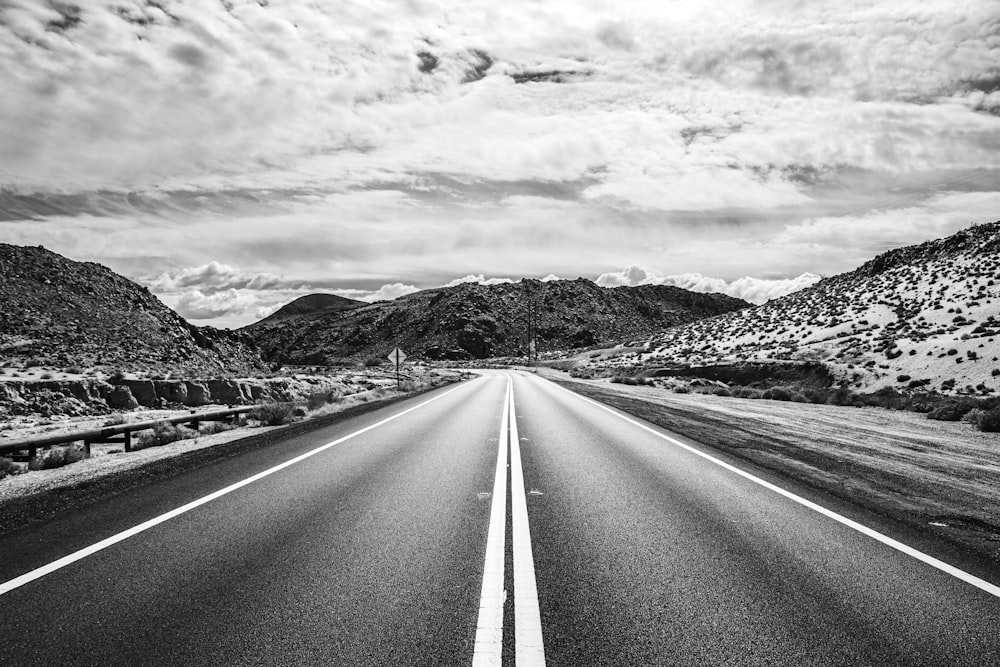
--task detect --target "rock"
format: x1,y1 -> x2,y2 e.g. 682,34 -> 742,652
122,379 -> 158,407
153,380 -> 188,405
107,385 -> 139,410
184,381 -> 211,406
206,379 -> 251,405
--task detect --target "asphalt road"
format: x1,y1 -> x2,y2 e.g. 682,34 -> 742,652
1,371 -> 999,665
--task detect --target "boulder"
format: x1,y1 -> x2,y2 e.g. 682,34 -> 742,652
184,381 -> 211,406
122,379 -> 158,407
206,379 -> 250,405
153,380 -> 188,405
106,385 -> 139,410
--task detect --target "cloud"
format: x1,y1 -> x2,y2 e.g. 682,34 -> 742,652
365,283 -> 420,302
173,289 -> 258,320
595,265 -> 822,304
150,261 -> 284,293
443,274 -> 515,287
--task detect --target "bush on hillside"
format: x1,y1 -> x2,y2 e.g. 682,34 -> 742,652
927,401 -> 975,422
977,407 -> 1000,432
761,387 -> 792,401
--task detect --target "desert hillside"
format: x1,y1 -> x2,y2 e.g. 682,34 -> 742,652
0,244 -> 265,377
243,278 -> 750,364
587,221 -> 1000,396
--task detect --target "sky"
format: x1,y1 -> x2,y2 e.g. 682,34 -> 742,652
1,0 -> 999,328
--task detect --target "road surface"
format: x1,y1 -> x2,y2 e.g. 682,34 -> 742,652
1,371 -> 998,665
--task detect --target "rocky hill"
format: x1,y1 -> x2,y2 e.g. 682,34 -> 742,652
243,278 -> 749,364
585,222 -> 1000,396
259,293 -> 364,321
0,244 -> 265,376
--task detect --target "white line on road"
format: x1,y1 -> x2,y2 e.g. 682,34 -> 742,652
472,376 -> 510,667
0,381 -> 476,597
508,378 -> 547,665
540,376 -> 1000,600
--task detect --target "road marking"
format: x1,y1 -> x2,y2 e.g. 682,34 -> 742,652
0,381 -> 476,597
508,378 -> 546,665
472,376 -> 510,667
539,376 -> 1000,600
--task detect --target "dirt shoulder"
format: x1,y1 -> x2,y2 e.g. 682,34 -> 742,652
537,369 -> 1000,565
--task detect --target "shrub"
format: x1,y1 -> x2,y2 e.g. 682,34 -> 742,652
136,422 -> 198,449
762,387 -> 792,401
711,387 -> 731,397
363,357 -> 385,368
252,402 -> 295,426
29,445 -> 86,470
978,407 -> 1000,432
730,386 -> 763,399
199,421 -> 235,435
897,374 -> 911,383
102,414 -> 126,427
672,386 -> 690,394
927,401 -> 975,422
0,457 -> 22,478
802,388 -> 828,404
306,389 -> 341,410
828,387 -> 855,406
109,369 -> 126,385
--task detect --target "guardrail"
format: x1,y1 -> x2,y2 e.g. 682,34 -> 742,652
0,406 -> 257,461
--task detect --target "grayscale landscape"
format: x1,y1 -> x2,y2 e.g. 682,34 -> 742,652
2,1 -> 999,665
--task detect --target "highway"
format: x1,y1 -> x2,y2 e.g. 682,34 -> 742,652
1,371 -> 999,665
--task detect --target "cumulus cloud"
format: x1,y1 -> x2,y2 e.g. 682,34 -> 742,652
149,261 -> 285,293
364,283 -> 420,302
173,289 -> 258,320
595,265 -> 822,304
443,274 -> 515,287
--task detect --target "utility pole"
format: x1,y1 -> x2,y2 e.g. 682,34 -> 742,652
524,279 -> 534,364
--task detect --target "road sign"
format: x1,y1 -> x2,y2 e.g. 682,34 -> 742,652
387,348 -> 407,390
387,348 -> 407,368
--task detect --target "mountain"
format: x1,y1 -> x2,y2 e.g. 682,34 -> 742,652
598,222 -> 1000,395
0,244 -> 265,376
242,278 -> 750,364
259,293 -> 364,322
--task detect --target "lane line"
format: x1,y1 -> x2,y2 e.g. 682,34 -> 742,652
472,376 -> 509,667
0,380 -> 477,597
509,377 -> 547,665
538,375 -> 1000,600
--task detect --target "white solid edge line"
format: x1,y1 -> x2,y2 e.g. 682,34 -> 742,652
472,376 -> 510,667
509,377 -> 547,665
538,375 -> 1000,601
0,380 -> 476,597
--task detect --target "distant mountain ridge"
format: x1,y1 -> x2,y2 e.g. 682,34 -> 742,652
0,244 -> 265,376
588,221 -> 1000,395
243,278 -> 750,364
